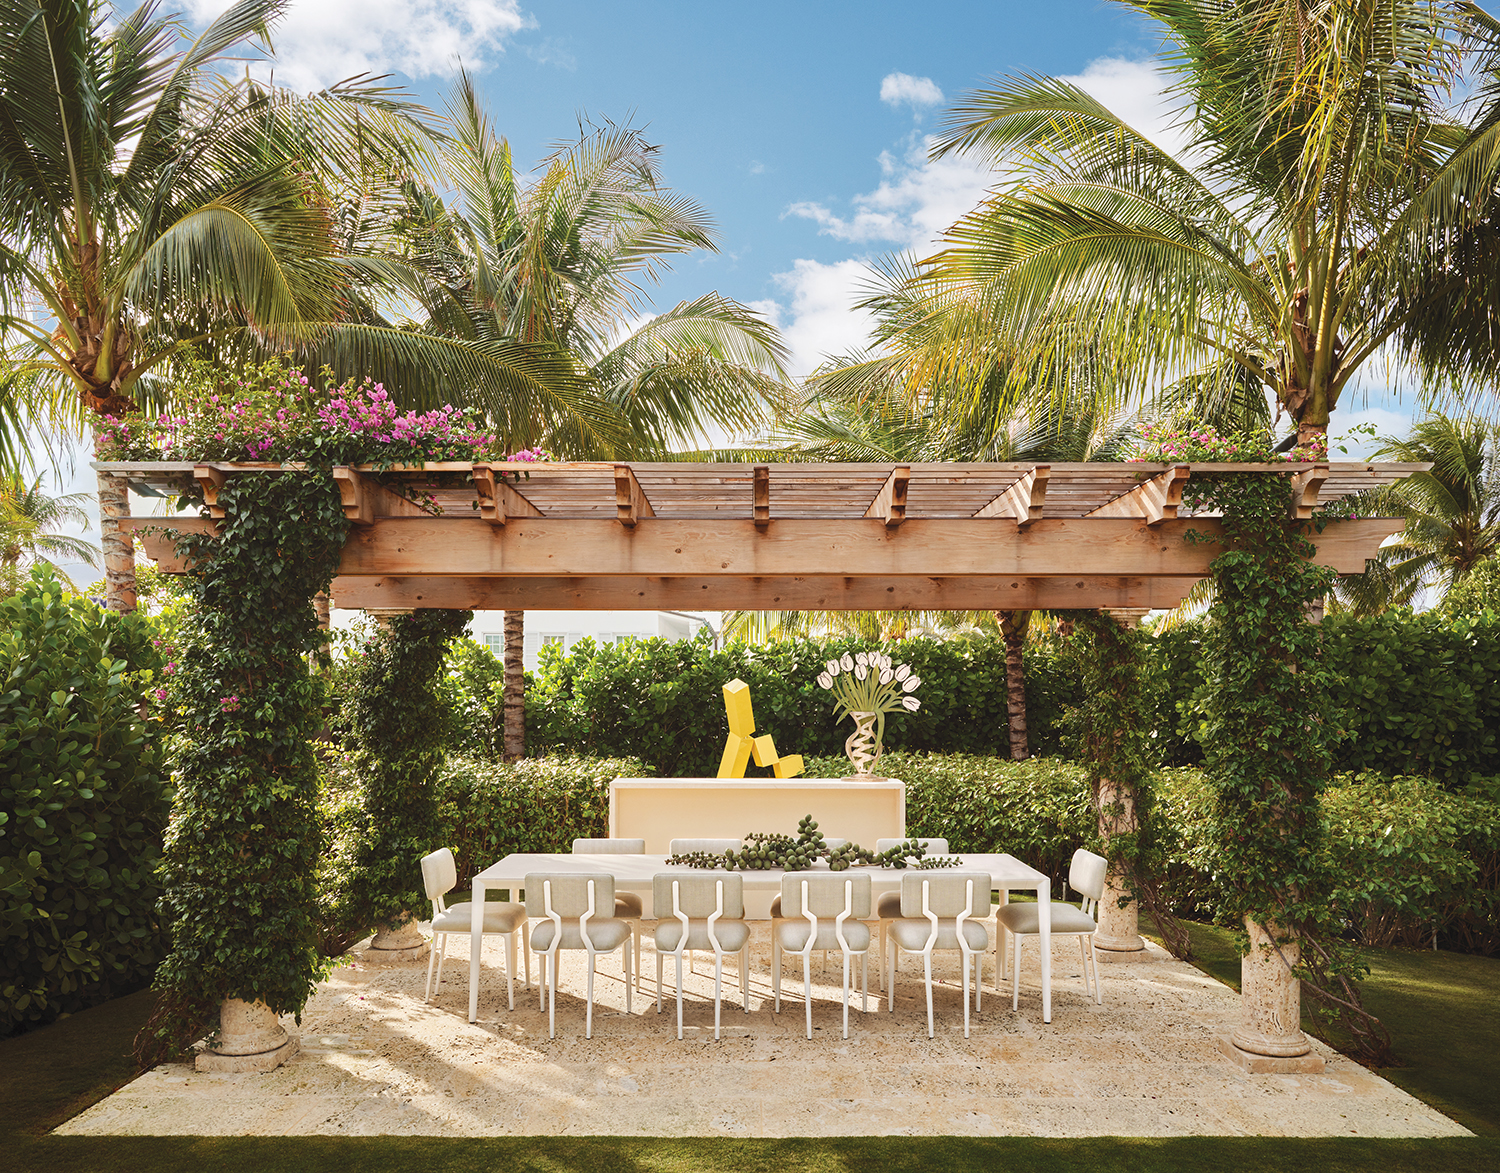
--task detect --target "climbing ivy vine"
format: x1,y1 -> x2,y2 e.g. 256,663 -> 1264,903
1060,609 -> 1190,959
1190,470 -> 1391,1063
148,474 -> 348,1054
323,607 -> 473,941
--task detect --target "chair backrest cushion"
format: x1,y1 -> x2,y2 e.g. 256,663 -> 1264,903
1069,848 -> 1108,903
899,871 -> 990,919
421,848 -> 457,902
572,838 -> 646,854
653,872 -> 744,919
524,872 -> 615,919
779,871 -> 871,919
669,838 -> 742,856
876,837 -> 950,855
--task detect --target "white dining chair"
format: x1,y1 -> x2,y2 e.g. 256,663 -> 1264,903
773,871 -> 871,1039
420,848 -> 528,1009
653,872 -> 751,1039
994,848 -> 1106,1010
526,872 -> 634,1038
572,837 -> 646,986
884,870 -> 990,1037
872,838 -> 949,989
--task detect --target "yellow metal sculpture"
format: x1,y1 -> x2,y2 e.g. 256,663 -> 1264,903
717,678 -> 805,778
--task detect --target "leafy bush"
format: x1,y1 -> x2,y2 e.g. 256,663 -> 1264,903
316,753 -> 647,937
440,639 -> 505,756
526,634 -> 1080,774
1,567 -> 170,1034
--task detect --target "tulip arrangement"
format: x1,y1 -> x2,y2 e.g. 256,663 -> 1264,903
816,650 -> 921,775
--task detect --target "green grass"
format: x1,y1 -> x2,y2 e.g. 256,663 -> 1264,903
2,940 -> 1497,1173
1144,918 -> 1500,1137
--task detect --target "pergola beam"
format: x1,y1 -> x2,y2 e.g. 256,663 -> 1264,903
864,465 -> 910,528
614,464 -> 656,527
753,465 -> 770,529
1084,464 -> 1190,525
1290,464 -> 1330,519
974,465 -> 1049,527
329,573 -> 1206,612
333,516 -> 1403,578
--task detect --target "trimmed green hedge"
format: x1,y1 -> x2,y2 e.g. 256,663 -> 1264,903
1,568 -> 169,1034
526,634 -> 1080,774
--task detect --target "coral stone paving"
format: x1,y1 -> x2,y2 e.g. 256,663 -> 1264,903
57,927 -> 1469,1139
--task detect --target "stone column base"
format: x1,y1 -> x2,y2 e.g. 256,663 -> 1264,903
1218,1034 -> 1325,1074
196,1031 -> 300,1073
361,920 -> 430,964
195,999 -> 301,1073
1094,943 -> 1151,964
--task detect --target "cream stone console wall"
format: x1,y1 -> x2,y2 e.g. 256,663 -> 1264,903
609,777 -> 905,919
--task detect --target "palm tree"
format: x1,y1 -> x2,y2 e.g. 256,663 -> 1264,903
1334,414 -> 1500,613
899,0 -> 1500,447
395,78 -> 788,757
0,470 -> 96,587
0,0 -> 584,613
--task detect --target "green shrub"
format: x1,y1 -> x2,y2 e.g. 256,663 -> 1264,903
526,634 -> 1080,774
1,567 -> 170,1034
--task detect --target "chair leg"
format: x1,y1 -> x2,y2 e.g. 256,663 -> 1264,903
1090,935 -> 1102,1005
877,922 -> 886,991
714,952 -> 724,1041
741,945 -> 750,1014
425,932 -> 438,1001
962,948 -> 971,1039
803,952 -> 813,1040
676,951 -> 685,1040
841,949 -> 851,1040
861,951 -> 869,1013
923,951 -> 935,1039
974,950 -> 983,1012
634,922 -> 642,993
773,935 -> 781,1013
523,923 -> 531,988
546,953 -> 556,1039
887,943 -> 896,1012
586,947 -> 597,1039
1012,934 -> 1022,1011
505,930 -> 516,1011
656,948 -> 664,1013
624,940 -> 633,1015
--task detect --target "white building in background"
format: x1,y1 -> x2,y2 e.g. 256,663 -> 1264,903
470,610 -> 712,671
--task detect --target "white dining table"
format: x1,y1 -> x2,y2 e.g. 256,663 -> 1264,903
467,852 -> 1053,1024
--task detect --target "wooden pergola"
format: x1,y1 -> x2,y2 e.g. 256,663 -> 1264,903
104,459 -> 1421,610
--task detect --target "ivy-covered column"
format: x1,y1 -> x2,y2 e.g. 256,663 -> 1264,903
340,607 -> 473,962
1196,471 -> 1338,1074
1064,609 -> 1165,964
154,475 -> 349,1073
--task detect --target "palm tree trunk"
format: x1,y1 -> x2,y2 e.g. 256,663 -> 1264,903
502,609 -> 525,761
95,429 -> 135,613
998,609 -> 1031,760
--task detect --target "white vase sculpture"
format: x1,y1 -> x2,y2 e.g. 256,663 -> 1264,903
844,710 -> 880,777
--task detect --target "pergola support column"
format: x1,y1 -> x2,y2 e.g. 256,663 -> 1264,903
195,998 -> 300,1073
1219,918 -> 1326,1073
1093,607 -> 1149,963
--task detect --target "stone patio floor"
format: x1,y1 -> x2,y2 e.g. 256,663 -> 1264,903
57,924 -> 1470,1138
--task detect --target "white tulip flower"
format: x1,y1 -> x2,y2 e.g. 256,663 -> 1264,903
825,659 -> 841,676
879,668 -> 894,684
902,695 -> 921,711
903,676 -> 921,692
817,672 -> 833,689
855,664 -> 868,680
841,653 -> 855,671
855,651 -> 869,667
895,664 -> 911,681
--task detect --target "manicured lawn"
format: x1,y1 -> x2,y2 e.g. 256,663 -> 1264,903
1149,919 -> 1500,1136
2,940 -> 1496,1173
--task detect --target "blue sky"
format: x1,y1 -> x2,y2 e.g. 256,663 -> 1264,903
43,0 -> 1423,585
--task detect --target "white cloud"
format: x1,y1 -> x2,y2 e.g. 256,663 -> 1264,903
1058,56 -> 1188,159
880,72 -> 944,110
525,36 -> 576,71
758,259 -> 880,378
786,135 -> 991,249
186,0 -> 533,92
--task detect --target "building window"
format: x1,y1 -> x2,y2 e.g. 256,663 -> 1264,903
541,634 -> 565,649
482,633 -> 503,657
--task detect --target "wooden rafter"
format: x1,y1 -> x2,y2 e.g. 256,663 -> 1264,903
1084,465 -> 1190,525
974,465 -> 1049,527
471,464 -> 544,527
753,465 -> 770,529
614,464 -> 656,528
864,465 -> 910,528
193,465 -> 227,519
